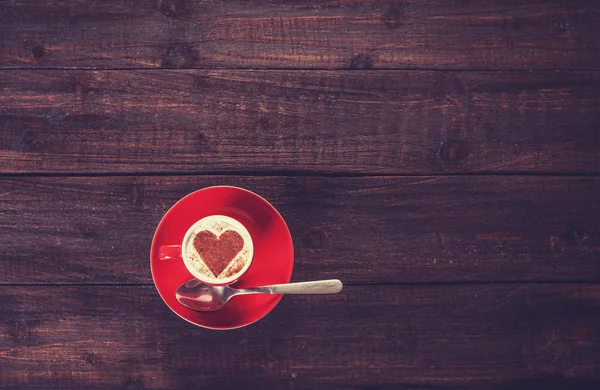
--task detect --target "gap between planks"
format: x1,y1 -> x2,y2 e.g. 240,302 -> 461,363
1,171 -> 599,179
2,280 -> 600,287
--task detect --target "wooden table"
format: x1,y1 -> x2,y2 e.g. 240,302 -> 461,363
1,1 -> 600,388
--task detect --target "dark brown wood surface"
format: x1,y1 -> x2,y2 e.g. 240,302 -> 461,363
1,284 -> 600,389
1,0 -> 599,70
2,0 -> 600,388
2,70 -> 600,174
1,176 -> 600,285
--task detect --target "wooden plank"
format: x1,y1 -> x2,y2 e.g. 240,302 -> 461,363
1,284 -> 599,389
1,70 -> 600,175
1,176 -> 599,284
0,0 -> 599,70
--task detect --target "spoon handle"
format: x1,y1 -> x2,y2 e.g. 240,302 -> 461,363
267,279 -> 343,295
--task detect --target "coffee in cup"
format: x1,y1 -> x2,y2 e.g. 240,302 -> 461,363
181,215 -> 253,285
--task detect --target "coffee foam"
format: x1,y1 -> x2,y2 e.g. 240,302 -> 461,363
182,215 -> 253,284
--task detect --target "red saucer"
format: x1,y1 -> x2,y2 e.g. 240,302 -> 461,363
150,186 -> 294,329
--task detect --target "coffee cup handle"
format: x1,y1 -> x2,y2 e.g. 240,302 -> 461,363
159,245 -> 182,260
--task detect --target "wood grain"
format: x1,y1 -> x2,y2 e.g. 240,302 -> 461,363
1,284 -> 599,389
1,0 -> 598,388
2,175 -> 599,285
1,70 -> 600,174
0,0 -> 599,70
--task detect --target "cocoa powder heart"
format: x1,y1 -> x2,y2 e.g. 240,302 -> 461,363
192,230 -> 244,277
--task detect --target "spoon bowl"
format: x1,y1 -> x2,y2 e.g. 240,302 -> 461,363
176,278 -> 343,312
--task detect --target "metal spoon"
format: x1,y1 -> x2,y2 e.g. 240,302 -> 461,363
176,278 -> 343,312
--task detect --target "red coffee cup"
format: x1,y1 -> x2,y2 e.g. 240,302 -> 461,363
159,215 -> 253,285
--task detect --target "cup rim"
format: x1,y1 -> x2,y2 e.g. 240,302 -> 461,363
180,214 -> 254,285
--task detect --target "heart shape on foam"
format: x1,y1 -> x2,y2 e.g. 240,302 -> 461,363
193,230 -> 244,277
